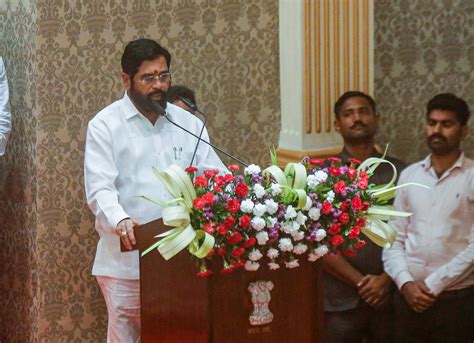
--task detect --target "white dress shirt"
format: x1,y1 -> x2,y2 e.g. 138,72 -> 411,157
0,57 -> 11,155
85,92 -> 226,280
383,153 -> 474,296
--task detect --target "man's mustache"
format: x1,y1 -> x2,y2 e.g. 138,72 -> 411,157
148,90 -> 167,98
351,122 -> 366,129
428,134 -> 447,143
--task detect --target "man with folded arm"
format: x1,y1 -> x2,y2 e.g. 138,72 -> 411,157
383,93 -> 474,342
323,91 -> 405,343
84,38 -> 225,342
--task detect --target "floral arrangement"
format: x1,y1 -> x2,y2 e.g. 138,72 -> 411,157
141,154 -> 413,277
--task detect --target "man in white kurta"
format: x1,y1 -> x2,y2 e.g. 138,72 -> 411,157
0,57 -> 11,155
84,39 -> 225,342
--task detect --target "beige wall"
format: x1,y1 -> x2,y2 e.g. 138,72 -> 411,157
374,0 -> 474,163
0,0 -> 280,341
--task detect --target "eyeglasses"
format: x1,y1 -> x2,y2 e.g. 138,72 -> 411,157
140,72 -> 172,86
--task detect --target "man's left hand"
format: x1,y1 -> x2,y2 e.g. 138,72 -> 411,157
358,273 -> 392,308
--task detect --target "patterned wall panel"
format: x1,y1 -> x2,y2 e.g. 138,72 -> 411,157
374,0 -> 474,163
0,1 -> 39,342
2,0 -> 279,341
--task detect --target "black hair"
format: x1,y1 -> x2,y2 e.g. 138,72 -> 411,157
121,38 -> 171,79
334,91 -> 376,118
426,93 -> 471,126
167,85 -> 197,106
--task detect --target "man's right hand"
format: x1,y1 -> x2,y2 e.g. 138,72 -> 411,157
116,218 -> 140,251
400,280 -> 436,312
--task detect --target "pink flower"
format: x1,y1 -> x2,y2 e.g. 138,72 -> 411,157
203,222 -> 215,234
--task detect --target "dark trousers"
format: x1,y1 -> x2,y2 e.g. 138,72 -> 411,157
393,288 -> 474,343
324,301 -> 394,343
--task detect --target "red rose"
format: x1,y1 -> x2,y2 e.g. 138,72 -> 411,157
227,232 -> 243,244
224,174 -> 235,183
354,240 -> 366,249
214,176 -> 225,186
214,186 -> 223,192
226,199 -> 240,213
339,213 -> 350,224
231,247 -> 245,258
217,224 -> 228,236
343,249 -> 356,257
202,192 -> 215,205
349,226 -> 361,239
309,158 -> 324,166
223,216 -> 236,229
243,237 -> 256,248
351,197 -> 363,211
197,270 -> 213,277
327,157 -> 342,164
185,166 -> 198,173
348,158 -> 361,166
334,180 -> 347,194
228,164 -> 240,172
339,201 -> 350,212
234,182 -> 249,197
329,166 -> 342,177
356,218 -> 366,227
194,175 -> 208,188
204,169 -> 219,178
328,223 -> 341,235
217,246 -> 226,256
193,197 -> 206,210
239,215 -> 251,228
331,234 -> 344,247
321,201 -> 333,215
203,222 -> 215,234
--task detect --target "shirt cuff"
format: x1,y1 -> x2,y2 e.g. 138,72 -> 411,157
108,209 -> 130,229
395,271 -> 415,290
424,275 -> 443,296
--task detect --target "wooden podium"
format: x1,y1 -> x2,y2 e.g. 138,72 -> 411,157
125,219 -> 323,343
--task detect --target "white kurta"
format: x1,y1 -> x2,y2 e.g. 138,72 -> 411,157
0,57 -> 11,156
85,92 -> 226,279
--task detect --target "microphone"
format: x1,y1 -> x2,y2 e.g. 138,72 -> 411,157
178,96 -> 206,167
151,101 -> 249,167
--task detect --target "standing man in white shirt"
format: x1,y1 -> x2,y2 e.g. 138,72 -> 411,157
84,38 -> 226,342
383,93 -> 474,343
0,57 -> 11,155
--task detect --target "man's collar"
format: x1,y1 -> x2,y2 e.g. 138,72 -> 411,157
122,91 -> 140,119
338,146 -> 380,161
421,152 -> 465,172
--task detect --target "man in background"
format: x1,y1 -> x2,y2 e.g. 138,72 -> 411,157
167,84 -> 197,114
383,93 -> 473,342
84,39 -> 225,342
0,57 -> 11,155
323,91 -> 406,343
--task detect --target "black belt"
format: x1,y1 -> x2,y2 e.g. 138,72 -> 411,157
437,286 -> 474,301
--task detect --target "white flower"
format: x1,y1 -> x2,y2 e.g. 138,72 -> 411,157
278,238 -> 294,252
315,245 -> 329,257
245,261 -> 260,271
285,259 -> 300,269
315,229 -> 327,242
308,207 -> 321,221
240,199 -> 254,213
251,217 -> 266,231
302,196 -> 312,211
308,253 -> 320,262
268,262 -> 280,270
307,175 -> 320,188
315,170 -> 328,183
296,211 -> 307,225
267,248 -> 279,259
253,184 -> 266,198
291,230 -> 305,241
282,220 -> 299,234
264,199 -> 279,215
326,190 -> 335,203
266,216 -> 278,228
253,203 -> 267,217
271,183 -> 282,196
249,249 -> 263,261
256,231 -> 269,245
285,205 -> 297,220
244,164 -> 261,176
293,243 -> 308,255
